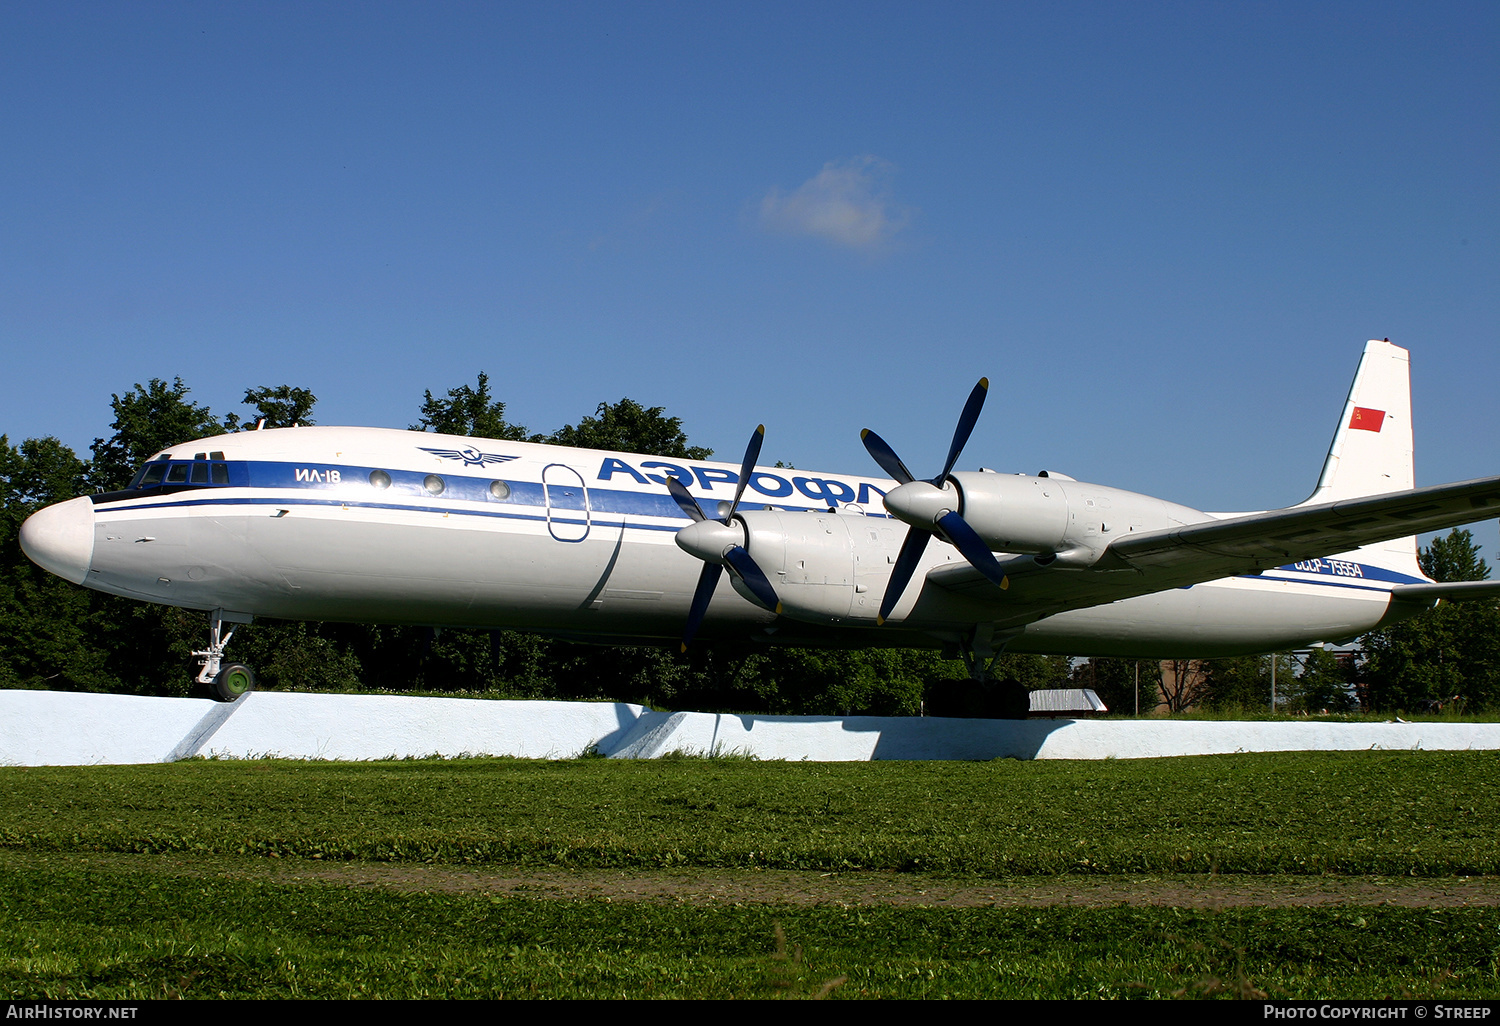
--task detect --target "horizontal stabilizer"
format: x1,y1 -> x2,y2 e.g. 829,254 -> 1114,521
1391,580 -> 1500,603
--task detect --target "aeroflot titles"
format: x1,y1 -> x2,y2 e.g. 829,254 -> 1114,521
595,458 -> 887,507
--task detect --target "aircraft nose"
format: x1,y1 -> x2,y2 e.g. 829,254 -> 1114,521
19,495 -> 95,586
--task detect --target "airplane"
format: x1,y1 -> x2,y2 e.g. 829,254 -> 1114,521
18,339 -> 1500,703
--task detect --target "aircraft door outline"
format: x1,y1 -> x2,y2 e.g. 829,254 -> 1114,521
543,463 -> 591,543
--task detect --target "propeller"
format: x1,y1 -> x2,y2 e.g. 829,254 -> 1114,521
667,425 -> 781,651
861,378 -> 1010,623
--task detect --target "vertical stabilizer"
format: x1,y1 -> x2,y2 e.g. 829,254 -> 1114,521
1301,339 -> 1424,579
1304,339 -> 1414,503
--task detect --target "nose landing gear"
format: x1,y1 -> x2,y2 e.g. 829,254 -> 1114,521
193,609 -> 257,702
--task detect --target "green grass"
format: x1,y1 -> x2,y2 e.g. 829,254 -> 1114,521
4,752 -> 1500,998
4,861 -> 1497,999
3,752 -> 1498,875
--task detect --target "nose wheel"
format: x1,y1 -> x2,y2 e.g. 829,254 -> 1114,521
194,610 -> 256,702
211,663 -> 257,702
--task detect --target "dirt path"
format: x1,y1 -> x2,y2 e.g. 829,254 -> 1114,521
26,852 -> 1500,909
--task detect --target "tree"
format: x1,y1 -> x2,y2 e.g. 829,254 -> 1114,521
229,386 -> 318,430
1291,648 -> 1355,713
1357,529 -> 1500,712
412,373 -> 531,440
0,435 -> 117,691
1158,658 -> 1211,713
87,378 -> 223,491
1421,528 -> 1490,583
0,435 -> 86,510
754,647 -> 941,716
1070,657 -> 1161,715
549,399 -> 712,459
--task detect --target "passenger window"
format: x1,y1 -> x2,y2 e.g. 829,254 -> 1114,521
166,464 -> 189,484
211,464 -> 230,485
190,463 -> 209,484
369,470 -> 392,490
424,474 -> 445,495
489,480 -> 511,501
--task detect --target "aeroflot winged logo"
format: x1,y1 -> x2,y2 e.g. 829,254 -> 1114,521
418,446 -> 520,468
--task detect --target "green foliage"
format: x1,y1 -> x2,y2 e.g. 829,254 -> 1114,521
1421,528 -> 1491,584
1198,653 -> 1298,713
1289,648 -> 1356,713
1358,530 -> 1500,712
0,435 -> 86,511
985,653 -> 1071,690
86,378 -> 224,492
1069,658 -> 1161,715
411,372 -> 532,441
549,398 -> 712,459
0,436 -> 118,692
227,385 -> 318,430
755,648 -> 941,715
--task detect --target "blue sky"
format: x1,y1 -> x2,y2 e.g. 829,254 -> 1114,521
3,2 -> 1496,552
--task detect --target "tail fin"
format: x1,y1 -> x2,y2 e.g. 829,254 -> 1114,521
1301,339 -> 1425,579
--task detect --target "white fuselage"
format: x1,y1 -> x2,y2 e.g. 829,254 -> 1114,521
30,425 -> 1422,657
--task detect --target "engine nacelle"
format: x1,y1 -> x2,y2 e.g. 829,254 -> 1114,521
733,510 -> 899,625
945,471 -> 1179,564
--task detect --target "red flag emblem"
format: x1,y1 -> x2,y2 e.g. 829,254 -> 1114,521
1349,407 -> 1385,432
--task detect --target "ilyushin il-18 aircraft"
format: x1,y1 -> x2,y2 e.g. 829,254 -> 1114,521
19,340 -> 1500,702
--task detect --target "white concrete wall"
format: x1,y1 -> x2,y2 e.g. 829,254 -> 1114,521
0,691 -> 642,766
3,689 -> 1499,766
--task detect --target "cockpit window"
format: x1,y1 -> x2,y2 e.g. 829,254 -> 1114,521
126,460 -> 234,490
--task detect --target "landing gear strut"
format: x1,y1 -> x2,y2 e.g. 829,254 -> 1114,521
194,609 -> 256,702
926,626 -> 1030,719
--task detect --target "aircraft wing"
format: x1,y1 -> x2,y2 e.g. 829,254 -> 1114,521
1095,475 -> 1500,580
922,475 -> 1500,628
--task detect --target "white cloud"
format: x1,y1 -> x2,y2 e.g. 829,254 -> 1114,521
758,156 -> 912,251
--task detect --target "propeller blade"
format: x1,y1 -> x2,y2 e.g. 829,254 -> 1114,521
722,545 -> 781,613
866,377 -> 1000,625
672,424 -> 778,649
681,562 -> 723,652
936,377 -> 988,483
877,527 -> 932,625
937,511 -> 1010,591
728,425 -> 765,519
860,429 -> 916,485
666,475 -> 706,522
